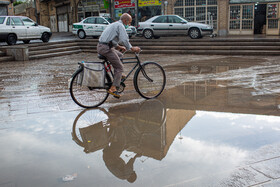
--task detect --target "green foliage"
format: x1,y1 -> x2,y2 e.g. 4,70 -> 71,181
13,1 -> 23,6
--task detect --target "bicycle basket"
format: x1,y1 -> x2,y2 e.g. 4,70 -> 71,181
78,62 -> 105,88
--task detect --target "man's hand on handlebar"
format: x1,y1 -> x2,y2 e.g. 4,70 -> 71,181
131,46 -> 141,53
116,45 -> 126,53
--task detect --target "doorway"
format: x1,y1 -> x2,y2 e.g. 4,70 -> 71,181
254,4 -> 266,34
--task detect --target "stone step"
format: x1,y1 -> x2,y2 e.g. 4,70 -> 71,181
28,42 -> 78,51
76,40 -> 280,47
142,50 -> 280,56
25,39 -> 77,47
140,45 -> 280,50
81,49 -> 279,55
4,37 -> 280,61
0,51 -> 6,57
79,44 -> 280,51
0,55 -> 14,62
29,49 -> 82,60
130,37 -> 280,42
29,46 -> 81,55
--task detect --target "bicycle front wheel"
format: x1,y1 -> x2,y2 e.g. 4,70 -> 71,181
69,68 -> 111,108
134,62 -> 166,99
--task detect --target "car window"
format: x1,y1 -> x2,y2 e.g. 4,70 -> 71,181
22,17 -> 35,26
168,16 -> 183,23
105,17 -> 113,23
153,16 -> 167,23
11,17 -> 24,26
6,17 -> 10,25
96,18 -> 108,25
0,17 -> 5,24
84,17 -> 95,24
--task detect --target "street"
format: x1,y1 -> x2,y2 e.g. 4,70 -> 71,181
0,52 -> 280,186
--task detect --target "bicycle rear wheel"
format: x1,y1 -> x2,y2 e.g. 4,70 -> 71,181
134,62 -> 166,99
72,108 -> 109,151
69,68 -> 111,108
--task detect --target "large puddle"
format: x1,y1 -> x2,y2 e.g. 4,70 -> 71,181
1,54 -> 280,186
1,84 -> 280,186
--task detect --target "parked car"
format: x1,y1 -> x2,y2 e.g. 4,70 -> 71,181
137,15 -> 213,39
72,16 -> 136,39
0,16 -> 52,45
104,17 -> 137,37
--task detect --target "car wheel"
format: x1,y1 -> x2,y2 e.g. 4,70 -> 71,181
41,33 -> 50,42
23,40 -> 30,44
154,36 -> 160,39
143,29 -> 153,39
6,34 -> 17,45
189,28 -> 201,39
78,30 -> 86,39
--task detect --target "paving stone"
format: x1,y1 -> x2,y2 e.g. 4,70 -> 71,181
217,166 -> 271,187
261,179 -> 280,187
251,158 -> 280,179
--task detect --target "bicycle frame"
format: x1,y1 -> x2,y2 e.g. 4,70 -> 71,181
103,53 -> 153,83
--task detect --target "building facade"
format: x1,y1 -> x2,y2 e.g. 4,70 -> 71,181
172,0 -> 280,36
0,0 -> 14,15
33,0 -> 280,36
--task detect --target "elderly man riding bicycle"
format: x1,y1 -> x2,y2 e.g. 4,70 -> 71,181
97,13 -> 141,99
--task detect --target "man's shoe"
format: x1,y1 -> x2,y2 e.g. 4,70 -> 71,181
107,90 -> 121,99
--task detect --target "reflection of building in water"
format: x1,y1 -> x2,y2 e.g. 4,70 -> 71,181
163,81 -> 280,116
72,100 -> 195,182
73,100 -> 195,161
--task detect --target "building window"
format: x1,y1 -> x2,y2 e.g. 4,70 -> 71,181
185,7 -> 195,21
78,0 -> 105,21
229,4 -> 253,31
174,8 -> 184,17
174,0 -> 217,29
175,0 -> 183,6
267,4 -> 278,29
268,19 -> 278,29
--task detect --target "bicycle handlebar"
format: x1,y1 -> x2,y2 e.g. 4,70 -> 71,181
122,49 -> 142,56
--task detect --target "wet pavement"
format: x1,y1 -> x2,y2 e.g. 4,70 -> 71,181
0,53 -> 280,187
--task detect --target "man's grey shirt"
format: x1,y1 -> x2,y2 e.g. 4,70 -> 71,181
99,20 -> 132,50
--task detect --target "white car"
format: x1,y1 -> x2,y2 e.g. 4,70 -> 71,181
72,16 -> 136,39
0,16 -> 52,45
137,15 -> 213,39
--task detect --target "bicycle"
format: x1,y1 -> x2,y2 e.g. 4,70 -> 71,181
69,51 -> 166,108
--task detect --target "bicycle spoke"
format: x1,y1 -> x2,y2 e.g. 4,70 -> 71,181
134,62 -> 166,99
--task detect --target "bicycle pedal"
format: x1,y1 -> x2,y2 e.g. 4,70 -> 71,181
117,82 -> 126,93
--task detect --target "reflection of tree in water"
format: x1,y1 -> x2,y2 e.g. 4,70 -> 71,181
72,100 -> 193,183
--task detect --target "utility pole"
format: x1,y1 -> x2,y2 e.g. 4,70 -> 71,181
135,0 -> 138,26
33,0 -> 39,23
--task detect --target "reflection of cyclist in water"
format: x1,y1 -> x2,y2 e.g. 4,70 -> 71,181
102,107 -> 142,183
103,140 -> 141,183
72,100 -> 167,183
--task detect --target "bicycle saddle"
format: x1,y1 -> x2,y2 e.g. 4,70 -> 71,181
98,54 -> 107,60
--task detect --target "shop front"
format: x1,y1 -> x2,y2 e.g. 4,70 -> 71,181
77,0 -> 107,21
138,0 -> 162,22
114,0 -> 162,26
229,0 -> 280,35
114,0 -> 135,24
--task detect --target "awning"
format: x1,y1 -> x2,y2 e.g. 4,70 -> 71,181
0,1 -> 10,5
230,0 -> 280,4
